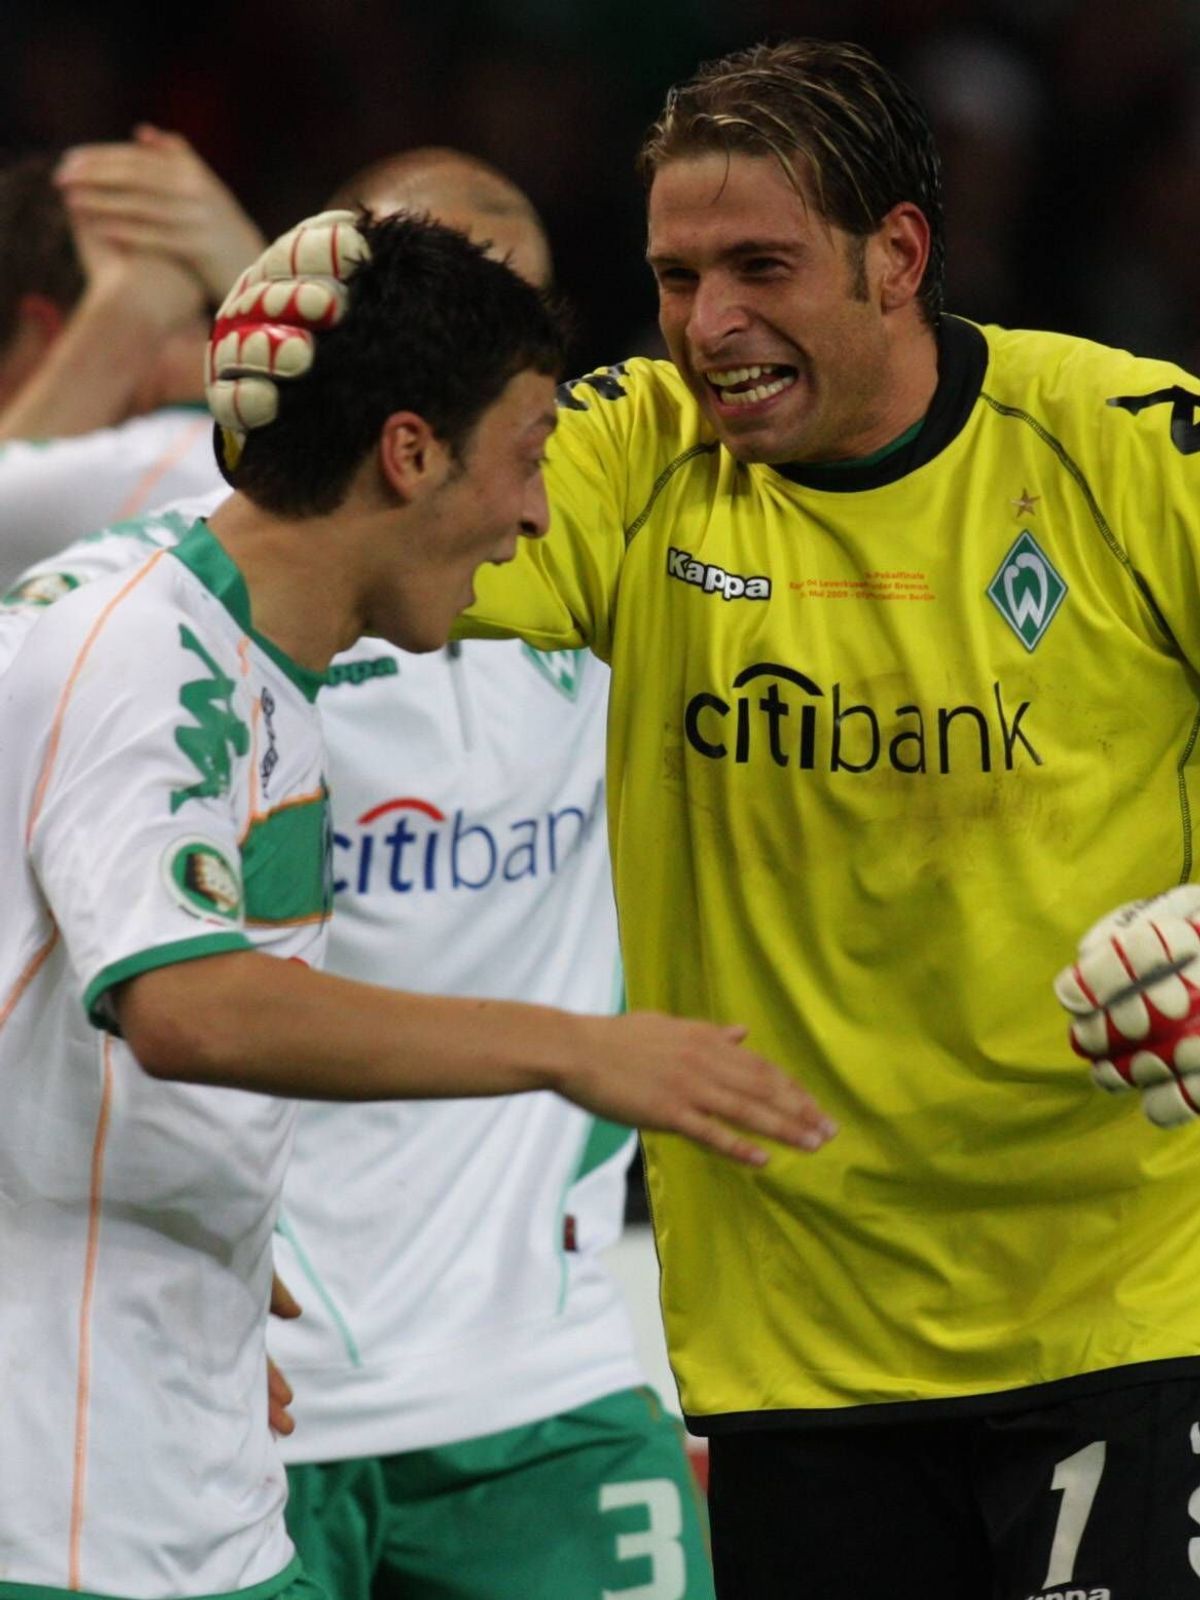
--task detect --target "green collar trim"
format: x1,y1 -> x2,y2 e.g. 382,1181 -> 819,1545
169,522 -> 327,704
800,416 -> 926,478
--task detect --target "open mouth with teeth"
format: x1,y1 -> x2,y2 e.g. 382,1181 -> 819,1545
706,364 -> 798,407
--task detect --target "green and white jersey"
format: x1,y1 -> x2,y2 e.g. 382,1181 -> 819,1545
463,319 -> 1200,1429
0,406 -> 222,595
1,497 -> 644,1463
273,636 -> 638,1460
0,520 -> 331,1596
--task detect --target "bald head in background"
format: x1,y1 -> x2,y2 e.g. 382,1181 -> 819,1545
329,147 -> 552,290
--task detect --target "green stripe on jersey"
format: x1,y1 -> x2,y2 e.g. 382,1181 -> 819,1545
84,931 -> 251,1028
243,795 -> 332,925
573,1116 -> 634,1183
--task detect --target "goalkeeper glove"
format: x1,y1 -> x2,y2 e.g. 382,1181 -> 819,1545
205,209 -> 371,459
1053,884 -> 1200,1127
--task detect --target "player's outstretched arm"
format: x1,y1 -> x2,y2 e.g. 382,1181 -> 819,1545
116,951 -> 836,1166
1053,884 -> 1200,1127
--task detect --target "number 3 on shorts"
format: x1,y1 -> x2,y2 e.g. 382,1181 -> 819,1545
599,1478 -> 687,1599
1044,1441 -> 1106,1588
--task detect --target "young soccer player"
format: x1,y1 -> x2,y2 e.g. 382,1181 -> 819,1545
0,211 -> 829,1600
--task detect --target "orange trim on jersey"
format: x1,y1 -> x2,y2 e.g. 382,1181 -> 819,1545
68,1034 -> 115,1590
113,417 -> 211,521
245,909 -> 330,929
26,553 -> 167,848
237,785 -> 327,846
0,924 -> 59,1032
247,673 -> 263,818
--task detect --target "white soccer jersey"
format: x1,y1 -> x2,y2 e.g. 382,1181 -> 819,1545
0,406 -> 223,594
273,636 -> 639,1459
0,520 -> 331,1597
0,498 -> 643,1467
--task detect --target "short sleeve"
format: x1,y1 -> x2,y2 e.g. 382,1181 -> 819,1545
23,578 -> 252,1030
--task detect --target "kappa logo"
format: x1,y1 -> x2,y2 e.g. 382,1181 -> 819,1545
667,547 -> 771,602
325,655 -> 400,689
259,686 -> 279,798
987,531 -> 1067,651
1023,1590 -> 1109,1600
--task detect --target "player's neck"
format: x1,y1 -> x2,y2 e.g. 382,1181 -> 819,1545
206,495 -> 368,674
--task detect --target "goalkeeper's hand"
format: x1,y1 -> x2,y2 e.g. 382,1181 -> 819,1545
1053,884 -> 1200,1127
205,209 -> 371,449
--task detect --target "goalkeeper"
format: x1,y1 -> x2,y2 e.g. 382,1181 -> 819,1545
192,35 -> 1200,1600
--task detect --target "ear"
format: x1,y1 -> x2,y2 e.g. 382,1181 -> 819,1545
874,203 -> 931,313
377,410 -> 450,503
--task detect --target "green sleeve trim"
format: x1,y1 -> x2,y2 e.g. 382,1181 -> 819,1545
84,931 -> 251,1030
0,1556 -> 302,1600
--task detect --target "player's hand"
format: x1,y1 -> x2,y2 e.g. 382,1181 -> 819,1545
67,200 -> 206,336
205,210 -> 371,438
560,1012 -> 837,1166
267,1272 -> 300,1437
1053,885 -> 1200,1127
56,125 -> 265,306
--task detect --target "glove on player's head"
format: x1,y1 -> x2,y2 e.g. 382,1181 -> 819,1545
205,210 -> 371,463
1053,884 -> 1200,1127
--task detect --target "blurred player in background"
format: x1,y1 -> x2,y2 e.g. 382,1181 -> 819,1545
221,36 -> 1200,1600
0,208 -> 830,1600
0,129 -> 255,588
0,147 -> 719,1597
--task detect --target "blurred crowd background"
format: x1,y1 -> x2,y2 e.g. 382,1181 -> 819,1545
4,0 -> 1199,374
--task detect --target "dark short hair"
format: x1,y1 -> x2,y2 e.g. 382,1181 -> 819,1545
0,154 -> 85,351
222,212 -> 568,516
638,39 -> 945,325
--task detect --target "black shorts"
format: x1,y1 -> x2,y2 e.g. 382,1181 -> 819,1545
707,1375 -> 1200,1599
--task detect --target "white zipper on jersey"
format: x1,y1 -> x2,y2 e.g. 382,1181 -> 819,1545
445,642 -> 477,752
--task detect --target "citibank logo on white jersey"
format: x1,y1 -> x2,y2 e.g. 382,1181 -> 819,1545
684,662 -> 1042,774
333,782 -> 603,895
667,547 -> 771,602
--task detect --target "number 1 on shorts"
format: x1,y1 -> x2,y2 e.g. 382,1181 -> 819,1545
1044,1440 -> 1106,1587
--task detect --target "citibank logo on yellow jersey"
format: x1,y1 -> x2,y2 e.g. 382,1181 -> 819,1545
667,547 -> 771,602
684,663 -> 1042,774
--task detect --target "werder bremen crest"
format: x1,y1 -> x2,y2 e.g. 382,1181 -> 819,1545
987,530 -> 1067,652
522,643 -> 585,701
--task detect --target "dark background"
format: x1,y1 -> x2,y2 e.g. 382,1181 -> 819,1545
3,0 -> 1200,374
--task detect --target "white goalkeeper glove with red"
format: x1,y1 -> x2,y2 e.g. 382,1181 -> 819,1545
1053,884 -> 1200,1127
205,209 -> 371,459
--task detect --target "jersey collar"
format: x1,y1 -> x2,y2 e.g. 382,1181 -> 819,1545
770,315 -> 988,492
169,520 -> 327,704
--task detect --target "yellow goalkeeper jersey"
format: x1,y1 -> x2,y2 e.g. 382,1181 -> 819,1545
465,316 -> 1200,1428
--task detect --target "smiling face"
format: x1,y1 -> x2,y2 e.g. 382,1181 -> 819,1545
648,150 -> 927,466
369,366 -> 557,653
